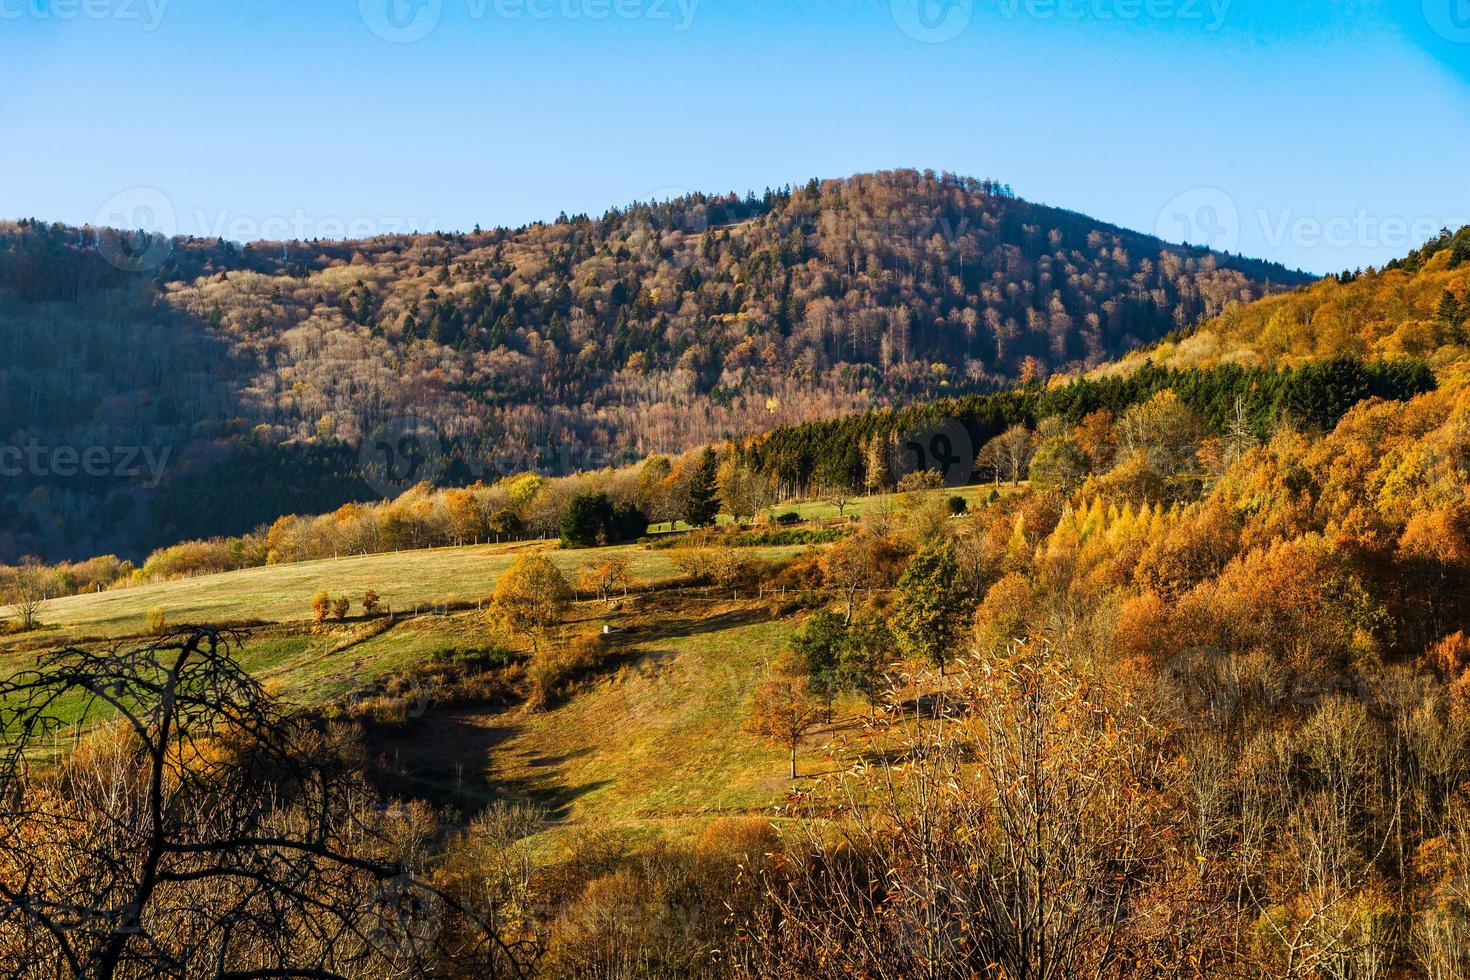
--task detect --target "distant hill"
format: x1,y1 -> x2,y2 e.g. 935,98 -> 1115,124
0,169 -> 1309,561
1096,226 -> 1470,378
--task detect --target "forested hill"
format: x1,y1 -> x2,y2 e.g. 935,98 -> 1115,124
1099,225 -> 1470,377
0,169 -> 1309,561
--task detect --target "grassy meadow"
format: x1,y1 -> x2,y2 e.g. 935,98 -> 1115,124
369,598 -> 838,848
0,533 -> 839,842
0,486 -> 1004,844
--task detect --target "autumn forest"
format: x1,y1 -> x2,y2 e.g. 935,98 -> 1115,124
3,165 -> 1470,978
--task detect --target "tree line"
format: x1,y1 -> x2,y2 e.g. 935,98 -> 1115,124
741,355 -> 1434,497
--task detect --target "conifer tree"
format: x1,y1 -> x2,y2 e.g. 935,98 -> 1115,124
891,541 -> 973,674
684,447 -> 721,528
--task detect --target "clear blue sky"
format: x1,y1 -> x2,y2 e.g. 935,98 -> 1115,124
2,0 -> 1466,274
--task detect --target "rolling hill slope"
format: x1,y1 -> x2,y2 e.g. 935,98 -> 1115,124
1,169 -> 1310,562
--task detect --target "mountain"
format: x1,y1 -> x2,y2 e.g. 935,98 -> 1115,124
0,169 -> 1310,562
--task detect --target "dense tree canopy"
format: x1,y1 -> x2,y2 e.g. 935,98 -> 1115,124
0,170 -> 1307,562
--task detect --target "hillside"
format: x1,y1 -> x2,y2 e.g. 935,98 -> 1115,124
1098,225 -> 1470,379
6,229 -> 1470,975
0,531 -> 839,853
0,169 -> 1310,562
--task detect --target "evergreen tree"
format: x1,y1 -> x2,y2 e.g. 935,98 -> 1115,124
684,448 -> 721,528
560,492 -> 648,548
560,492 -> 615,548
891,541 -> 973,674
791,609 -> 848,723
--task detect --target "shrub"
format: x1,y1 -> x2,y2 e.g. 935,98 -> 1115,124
350,694 -> 411,726
526,634 -> 612,709
669,546 -> 718,583
362,589 -> 381,615
672,545 -> 759,589
741,529 -> 851,547
146,606 -> 167,635
331,596 -> 351,620
430,645 -> 521,672
775,512 -> 802,526
311,590 -> 332,625
948,495 -> 969,515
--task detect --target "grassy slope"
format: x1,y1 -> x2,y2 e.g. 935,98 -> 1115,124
0,537 -> 830,844
31,541 -> 737,638
6,492 -> 1005,844
374,600 -> 826,848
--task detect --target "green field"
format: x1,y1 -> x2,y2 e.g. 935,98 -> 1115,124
370,599 -> 839,847
20,540 -> 816,641
0,493 -> 969,845
647,482 -> 1007,533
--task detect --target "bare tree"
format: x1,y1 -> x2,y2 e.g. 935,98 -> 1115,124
1222,394 -> 1258,465
977,425 -> 1036,486
818,479 -> 854,519
739,643 -> 1219,978
0,628 -> 532,979
821,532 -> 883,624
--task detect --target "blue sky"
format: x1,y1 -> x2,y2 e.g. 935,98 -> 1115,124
1,0 -> 1466,274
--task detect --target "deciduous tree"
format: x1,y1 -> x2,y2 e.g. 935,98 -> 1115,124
744,653 -> 823,779
489,553 -> 571,656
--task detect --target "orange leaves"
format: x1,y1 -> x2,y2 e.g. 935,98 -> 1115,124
1114,590 -> 1171,664
1399,502 -> 1470,568
1429,632 -> 1470,679
744,653 -> 823,778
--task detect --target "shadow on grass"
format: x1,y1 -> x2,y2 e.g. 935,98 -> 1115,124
623,606 -> 774,645
364,600 -> 778,821
364,708 -> 610,820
